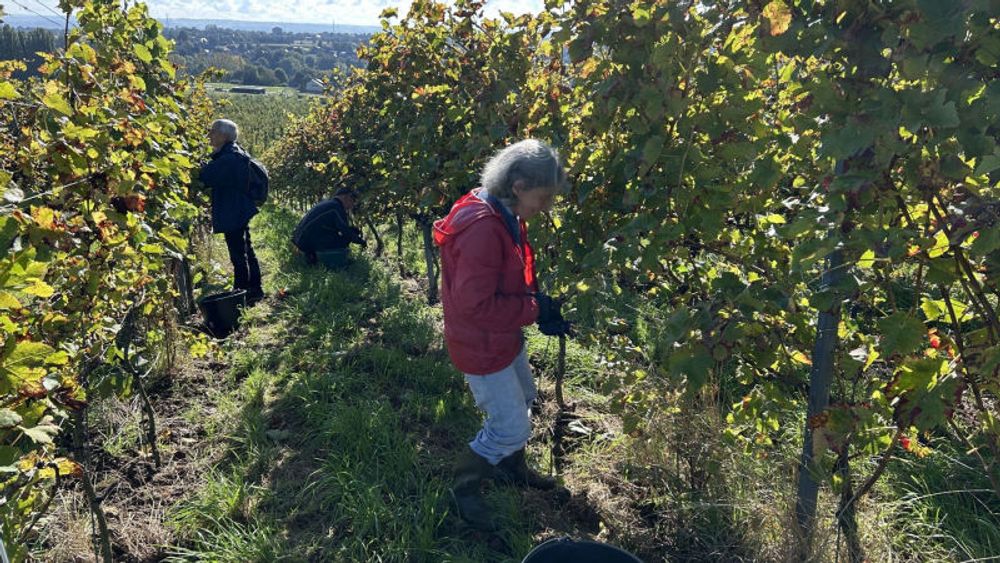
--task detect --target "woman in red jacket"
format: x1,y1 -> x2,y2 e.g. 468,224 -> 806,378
433,139 -> 571,530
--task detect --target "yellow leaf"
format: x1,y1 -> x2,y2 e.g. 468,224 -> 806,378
37,458 -> 83,479
0,292 -> 21,310
858,249 -> 876,269
864,346 -> 880,371
24,280 -> 54,298
763,0 -> 792,36
927,230 -> 950,258
67,42 -> 97,65
41,81 -> 72,116
0,81 -> 19,100
189,340 -> 209,358
790,350 -> 812,366
31,206 -> 56,230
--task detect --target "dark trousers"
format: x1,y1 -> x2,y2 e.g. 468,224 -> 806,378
224,227 -> 262,294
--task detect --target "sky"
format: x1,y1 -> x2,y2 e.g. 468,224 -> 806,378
5,0 -> 545,27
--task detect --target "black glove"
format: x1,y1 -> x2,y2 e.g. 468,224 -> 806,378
347,226 -> 366,246
535,293 -> 573,337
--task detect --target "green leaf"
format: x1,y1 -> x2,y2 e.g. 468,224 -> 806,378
21,420 -> 58,445
159,56 -> 176,78
925,260 -> 958,285
981,348 -> 1000,379
905,90 -> 960,130
877,313 -> 925,356
889,357 -> 962,429
62,123 -> 100,141
921,298 -> 946,322
134,43 -> 153,63
7,340 -> 55,367
189,340 -> 209,358
45,351 -> 69,366
630,3 -> 651,27
41,82 -> 73,116
0,446 -> 20,469
970,227 -> 1000,256
669,344 -> 713,391
641,136 -> 664,166
921,297 -> 967,323
973,151 -> 1000,176
0,409 -> 22,428
66,42 -> 97,64
821,126 -> 875,160
3,187 -> 23,205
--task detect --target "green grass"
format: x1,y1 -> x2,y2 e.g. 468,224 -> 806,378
861,439 -> 1000,561
87,395 -> 146,458
206,82 -> 312,96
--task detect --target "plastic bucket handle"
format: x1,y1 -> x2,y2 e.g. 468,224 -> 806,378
522,537 -> 643,563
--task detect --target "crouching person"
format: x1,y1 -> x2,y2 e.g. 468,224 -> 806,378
432,139 -> 572,530
291,188 -> 365,265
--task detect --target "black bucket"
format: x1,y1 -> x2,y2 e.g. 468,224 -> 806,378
316,248 -> 350,269
197,290 -> 247,338
522,538 -> 643,563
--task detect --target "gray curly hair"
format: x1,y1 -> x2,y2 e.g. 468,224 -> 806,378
481,139 -> 568,208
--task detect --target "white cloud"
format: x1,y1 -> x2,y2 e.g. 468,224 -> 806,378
9,0 -> 544,27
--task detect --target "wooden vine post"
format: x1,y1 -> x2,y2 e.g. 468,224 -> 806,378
417,214 -> 439,305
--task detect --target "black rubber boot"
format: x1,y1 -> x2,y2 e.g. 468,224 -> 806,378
451,448 -> 497,530
496,448 -> 556,490
246,287 -> 266,306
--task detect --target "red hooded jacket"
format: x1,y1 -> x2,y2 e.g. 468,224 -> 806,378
433,189 -> 539,375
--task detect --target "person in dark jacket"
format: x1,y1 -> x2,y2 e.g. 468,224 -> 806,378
433,139 -> 572,530
199,119 -> 264,303
291,188 -> 366,264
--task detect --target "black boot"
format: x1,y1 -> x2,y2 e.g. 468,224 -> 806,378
246,287 -> 266,306
496,448 -> 556,490
451,448 -> 496,530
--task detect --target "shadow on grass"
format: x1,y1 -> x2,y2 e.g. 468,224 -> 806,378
166,207 -> 609,562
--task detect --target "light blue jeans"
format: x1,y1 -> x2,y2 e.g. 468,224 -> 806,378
464,346 -> 536,466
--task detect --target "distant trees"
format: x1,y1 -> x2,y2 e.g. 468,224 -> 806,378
0,25 -> 57,79
291,69 -> 312,88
